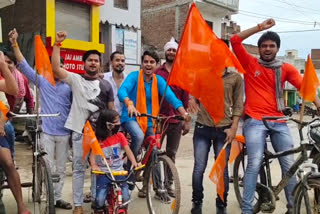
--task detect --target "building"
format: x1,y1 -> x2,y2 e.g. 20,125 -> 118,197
311,49 -> 320,72
0,0 -> 105,73
99,0 -> 142,72
141,0 -> 239,57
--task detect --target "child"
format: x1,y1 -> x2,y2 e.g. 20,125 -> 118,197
90,109 -> 138,213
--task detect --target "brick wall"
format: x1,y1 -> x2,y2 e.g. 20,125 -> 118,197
243,43 -> 259,56
141,0 -> 191,57
311,49 -> 320,69
142,0 -> 176,10
142,6 -> 176,53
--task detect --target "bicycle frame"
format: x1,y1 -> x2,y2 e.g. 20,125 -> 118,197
258,116 -> 320,211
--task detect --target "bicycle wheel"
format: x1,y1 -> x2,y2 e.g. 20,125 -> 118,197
233,148 -> 267,213
33,157 -> 55,214
293,177 -> 320,214
145,155 -> 181,214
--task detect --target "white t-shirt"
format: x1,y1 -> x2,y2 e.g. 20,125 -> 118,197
63,72 -> 101,133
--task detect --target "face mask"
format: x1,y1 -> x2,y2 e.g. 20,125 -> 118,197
112,124 -> 121,134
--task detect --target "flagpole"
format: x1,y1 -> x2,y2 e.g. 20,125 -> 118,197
158,3 -> 195,124
299,99 -> 305,130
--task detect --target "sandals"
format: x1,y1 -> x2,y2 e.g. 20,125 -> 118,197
83,193 -> 91,203
138,188 -> 147,198
55,199 -> 72,210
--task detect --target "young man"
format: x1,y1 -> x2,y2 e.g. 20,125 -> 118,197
52,31 -> 115,214
154,38 -> 190,194
103,51 -> 126,115
230,18 -> 320,214
118,50 -> 190,197
0,50 -> 30,214
9,28 -> 73,210
189,62 -> 243,214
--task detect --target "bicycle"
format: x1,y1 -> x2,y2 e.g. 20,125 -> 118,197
3,112 -> 60,214
131,113 -> 184,214
233,116 -> 320,213
92,165 -> 145,214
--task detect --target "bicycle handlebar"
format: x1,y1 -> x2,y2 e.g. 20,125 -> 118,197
91,164 -> 146,183
7,112 -> 61,118
138,113 -> 185,121
261,116 -> 320,132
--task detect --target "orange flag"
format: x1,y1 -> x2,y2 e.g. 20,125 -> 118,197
0,101 -> 9,120
299,55 -> 319,102
82,121 -> 105,160
167,3 -> 245,124
228,135 -> 245,164
209,148 -> 227,202
35,35 -> 55,86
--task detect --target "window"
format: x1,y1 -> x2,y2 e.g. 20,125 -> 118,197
206,20 -> 213,30
116,28 -> 124,53
55,0 -> 90,41
115,27 -> 138,64
114,0 -> 128,10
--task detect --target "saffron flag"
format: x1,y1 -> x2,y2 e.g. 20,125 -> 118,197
167,3 -> 245,124
0,101 -> 9,120
35,35 -> 55,86
228,135 -> 245,164
82,121 -> 105,160
299,55 -> 319,102
209,147 -> 227,202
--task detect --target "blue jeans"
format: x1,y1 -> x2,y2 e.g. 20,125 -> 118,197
121,120 -> 154,157
242,118 -> 296,214
95,175 -> 129,209
192,123 -> 231,208
4,121 -> 15,159
72,132 -> 96,206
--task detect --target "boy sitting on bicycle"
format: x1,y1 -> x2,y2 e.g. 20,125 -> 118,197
90,109 -> 139,213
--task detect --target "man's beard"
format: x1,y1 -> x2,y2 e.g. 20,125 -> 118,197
165,56 -> 174,63
114,67 -> 124,74
86,70 -> 98,76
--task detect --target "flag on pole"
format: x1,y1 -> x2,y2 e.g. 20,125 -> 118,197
228,135 -> 245,164
299,55 -> 319,102
0,101 -> 9,120
35,35 -> 55,86
82,121 -> 105,160
167,3 -> 245,124
209,145 -> 227,202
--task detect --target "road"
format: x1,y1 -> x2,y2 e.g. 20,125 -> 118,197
3,116 -> 308,213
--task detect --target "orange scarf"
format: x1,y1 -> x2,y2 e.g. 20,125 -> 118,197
136,70 -> 159,133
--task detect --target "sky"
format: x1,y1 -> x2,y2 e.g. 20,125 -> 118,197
231,0 -> 320,59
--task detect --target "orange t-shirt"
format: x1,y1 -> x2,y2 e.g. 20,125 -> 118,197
230,35 -> 302,120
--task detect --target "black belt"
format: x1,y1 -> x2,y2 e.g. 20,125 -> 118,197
244,114 -> 251,121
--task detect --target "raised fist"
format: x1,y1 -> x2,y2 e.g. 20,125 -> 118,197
55,31 -> 67,43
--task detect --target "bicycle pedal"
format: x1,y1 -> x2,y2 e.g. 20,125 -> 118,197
260,202 -> 275,213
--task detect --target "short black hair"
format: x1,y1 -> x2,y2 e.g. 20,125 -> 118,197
142,50 -> 159,64
258,31 -> 281,48
3,51 -> 17,65
110,51 -> 124,61
82,50 -> 101,63
95,109 -> 119,141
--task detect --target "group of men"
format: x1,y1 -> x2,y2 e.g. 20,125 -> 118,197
0,17 -> 318,214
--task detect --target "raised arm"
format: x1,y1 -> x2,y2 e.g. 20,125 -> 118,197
8,28 -> 24,63
0,51 -> 18,95
237,18 -> 275,41
52,31 -> 69,80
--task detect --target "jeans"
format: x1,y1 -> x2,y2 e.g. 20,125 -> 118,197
242,118 -> 296,214
95,175 -> 129,209
72,132 -> 96,206
192,123 -> 231,208
4,121 -> 15,160
40,133 -> 70,202
121,120 -> 154,158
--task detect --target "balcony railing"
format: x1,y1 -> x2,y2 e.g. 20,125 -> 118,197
200,0 -> 239,12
